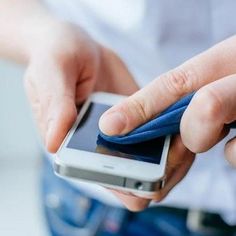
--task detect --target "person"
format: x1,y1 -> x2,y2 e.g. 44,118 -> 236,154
1,0 -> 236,235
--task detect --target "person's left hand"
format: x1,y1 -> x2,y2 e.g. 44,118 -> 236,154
99,36 -> 236,210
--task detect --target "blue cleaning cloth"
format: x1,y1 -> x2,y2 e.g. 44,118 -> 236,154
99,93 -> 195,144
99,92 -> 236,145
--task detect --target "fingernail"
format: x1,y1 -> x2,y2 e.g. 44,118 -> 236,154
99,111 -> 126,136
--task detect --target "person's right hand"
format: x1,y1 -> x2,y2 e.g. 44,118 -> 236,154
23,20 -> 138,153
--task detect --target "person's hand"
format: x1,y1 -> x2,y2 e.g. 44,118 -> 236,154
23,21 -> 138,153
110,135 -> 194,211
23,20 -> 194,212
99,35 -> 236,210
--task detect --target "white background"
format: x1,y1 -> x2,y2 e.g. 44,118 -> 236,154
0,60 -> 48,236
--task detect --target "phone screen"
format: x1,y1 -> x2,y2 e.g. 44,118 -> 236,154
67,102 -> 165,164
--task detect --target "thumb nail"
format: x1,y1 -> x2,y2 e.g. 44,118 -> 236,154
99,111 -> 127,136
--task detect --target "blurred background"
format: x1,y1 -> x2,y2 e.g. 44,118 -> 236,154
0,60 -> 48,235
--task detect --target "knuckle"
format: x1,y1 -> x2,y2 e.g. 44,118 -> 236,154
23,72 -> 40,104
52,49 -> 77,68
161,66 -> 195,97
39,94 -> 54,116
195,87 -> 223,122
126,96 -> 149,123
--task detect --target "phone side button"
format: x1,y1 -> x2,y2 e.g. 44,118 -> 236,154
125,178 -> 156,192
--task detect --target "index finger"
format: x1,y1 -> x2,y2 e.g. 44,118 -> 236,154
99,36 -> 236,136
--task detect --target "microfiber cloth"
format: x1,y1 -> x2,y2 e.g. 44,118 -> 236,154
99,92 -> 236,145
99,93 -> 195,144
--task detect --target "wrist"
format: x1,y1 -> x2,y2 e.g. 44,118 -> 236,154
26,18 -> 68,62
0,3 -> 58,64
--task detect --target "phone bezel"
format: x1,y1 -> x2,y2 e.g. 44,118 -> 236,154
55,92 -> 170,182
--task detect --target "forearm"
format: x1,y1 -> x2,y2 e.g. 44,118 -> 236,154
0,0 -> 56,63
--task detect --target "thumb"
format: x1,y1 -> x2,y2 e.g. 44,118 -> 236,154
99,36 -> 236,136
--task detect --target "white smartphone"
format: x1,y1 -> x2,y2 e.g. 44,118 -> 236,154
54,92 -> 171,196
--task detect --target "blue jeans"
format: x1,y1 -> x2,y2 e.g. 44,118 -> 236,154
41,158 -> 232,236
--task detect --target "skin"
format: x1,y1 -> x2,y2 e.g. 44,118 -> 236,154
99,36 -> 236,210
1,0 -> 194,211
1,0 -> 234,211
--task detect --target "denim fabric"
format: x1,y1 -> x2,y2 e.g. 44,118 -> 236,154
41,158 -> 235,236
40,158 -> 189,236
100,93 -> 195,144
